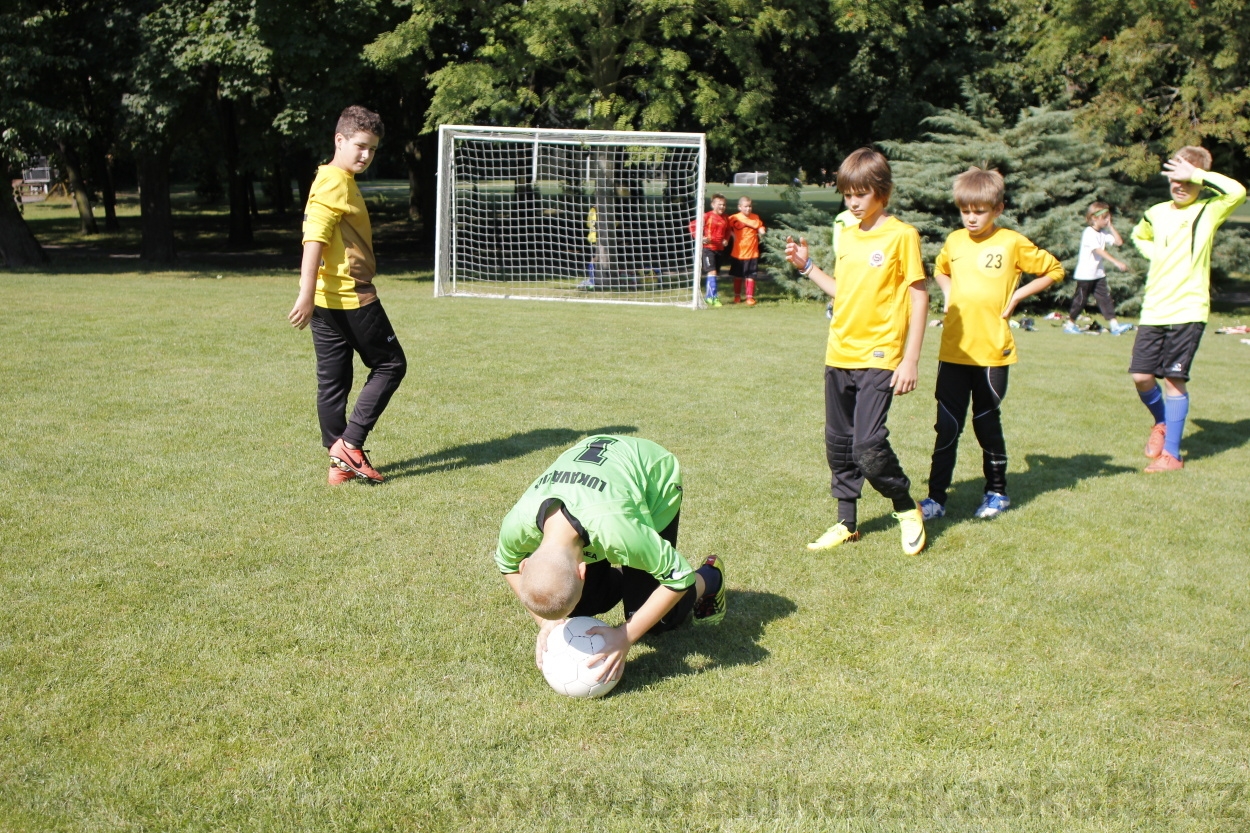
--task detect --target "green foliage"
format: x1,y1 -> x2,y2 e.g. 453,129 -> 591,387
759,184 -> 838,300
1000,0 -> 1250,180
882,88 -> 1149,313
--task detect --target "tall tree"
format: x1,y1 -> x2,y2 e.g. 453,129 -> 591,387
0,1 -> 57,266
999,0 -> 1250,179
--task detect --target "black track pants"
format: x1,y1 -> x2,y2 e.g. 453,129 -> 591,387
569,512 -> 696,634
824,367 -> 913,504
1069,278 -> 1116,321
927,362 -> 1009,505
310,301 -> 407,449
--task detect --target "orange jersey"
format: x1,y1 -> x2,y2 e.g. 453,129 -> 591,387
728,212 -> 766,259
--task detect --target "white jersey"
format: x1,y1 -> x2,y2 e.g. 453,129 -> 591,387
1074,226 -> 1116,282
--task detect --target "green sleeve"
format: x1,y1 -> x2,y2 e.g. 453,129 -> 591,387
1131,215 -> 1155,262
597,513 -> 695,591
495,504 -> 540,574
1195,170 -> 1248,226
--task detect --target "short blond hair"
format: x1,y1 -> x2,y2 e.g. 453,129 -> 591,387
952,167 -> 1005,208
518,542 -> 582,619
1174,145 -> 1212,171
1085,201 -> 1111,225
837,148 -> 893,203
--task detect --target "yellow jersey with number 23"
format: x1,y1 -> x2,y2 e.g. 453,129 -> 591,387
934,227 -> 1063,367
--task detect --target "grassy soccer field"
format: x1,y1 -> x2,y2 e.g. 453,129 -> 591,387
2,260 -> 1249,831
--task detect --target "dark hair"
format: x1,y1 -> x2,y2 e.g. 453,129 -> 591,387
837,148 -> 892,204
336,105 -> 385,140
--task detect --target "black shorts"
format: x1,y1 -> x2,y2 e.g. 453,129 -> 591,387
568,512 -> 696,634
701,248 -> 724,275
1129,323 -> 1206,380
729,257 -> 758,278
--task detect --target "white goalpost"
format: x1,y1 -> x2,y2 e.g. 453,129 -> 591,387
434,125 -> 708,308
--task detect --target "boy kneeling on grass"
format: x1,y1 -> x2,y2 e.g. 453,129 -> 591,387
495,436 -> 726,683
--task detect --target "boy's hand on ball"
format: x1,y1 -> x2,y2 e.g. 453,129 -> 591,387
534,618 -> 564,670
585,624 -> 630,682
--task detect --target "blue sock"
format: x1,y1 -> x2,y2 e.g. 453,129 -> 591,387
696,563 -> 722,597
1164,394 -> 1188,459
1138,385 -> 1165,424
706,275 -> 717,298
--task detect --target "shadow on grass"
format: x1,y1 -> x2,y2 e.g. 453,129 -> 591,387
381,425 -> 638,479
857,452 -> 1136,539
1185,418 -> 1250,462
613,590 -> 797,693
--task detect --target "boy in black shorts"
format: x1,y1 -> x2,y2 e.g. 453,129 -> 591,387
1128,147 -> 1245,472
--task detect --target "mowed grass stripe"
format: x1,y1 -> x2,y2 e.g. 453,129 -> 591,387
1,272 -> 1248,831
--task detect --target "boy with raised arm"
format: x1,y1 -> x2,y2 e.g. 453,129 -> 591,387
496,436 -> 726,683
288,106 -> 406,485
917,167 -> 1064,521
1066,201 -> 1131,336
1129,147 -> 1246,472
784,148 -> 929,556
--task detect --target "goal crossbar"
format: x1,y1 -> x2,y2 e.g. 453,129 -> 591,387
435,125 -> 707,308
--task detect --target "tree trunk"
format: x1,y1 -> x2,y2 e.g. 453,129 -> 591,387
90,140 -> 120,232
269,152 -> 288,216
57,138 -> 98,235
246,170 -> 259,219
404,133 -> 438,246
215,92 -> 253,247
139,148 -> 176,263
0,190 -> 49,267
292,146 -> 315,211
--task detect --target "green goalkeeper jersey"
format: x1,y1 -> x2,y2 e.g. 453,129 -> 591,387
1130,170 -> 1246,325
495,436 -> 693,591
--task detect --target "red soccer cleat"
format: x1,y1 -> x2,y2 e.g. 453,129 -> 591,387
1144,451 -> 1184,473
1143,423 -> 1166,459
329,438 -> 384,483
328,465 -> 357,485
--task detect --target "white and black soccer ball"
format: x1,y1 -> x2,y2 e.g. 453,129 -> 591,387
541,616 -> 619,699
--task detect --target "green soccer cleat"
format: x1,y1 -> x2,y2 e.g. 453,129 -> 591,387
893,508 -> 927,556
807,522 -> 861,551
693,555 -> 726,626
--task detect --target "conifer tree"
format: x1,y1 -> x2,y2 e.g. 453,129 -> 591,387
764,86 -> 1250,314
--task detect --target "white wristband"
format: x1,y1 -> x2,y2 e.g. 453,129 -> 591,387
800,258 -> 815,276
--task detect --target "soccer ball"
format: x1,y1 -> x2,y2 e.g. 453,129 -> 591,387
541,616 -> 620,699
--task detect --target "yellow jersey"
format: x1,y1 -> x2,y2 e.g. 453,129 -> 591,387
827,216 -> 926,369
302,164 -> 377,309
934,227 -> 1063,366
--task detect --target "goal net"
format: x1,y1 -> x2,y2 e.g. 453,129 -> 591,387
435,125 -> 707,307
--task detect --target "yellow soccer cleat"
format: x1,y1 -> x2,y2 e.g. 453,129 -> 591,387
807,522 -> 861,551
893,508 -> 927,556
